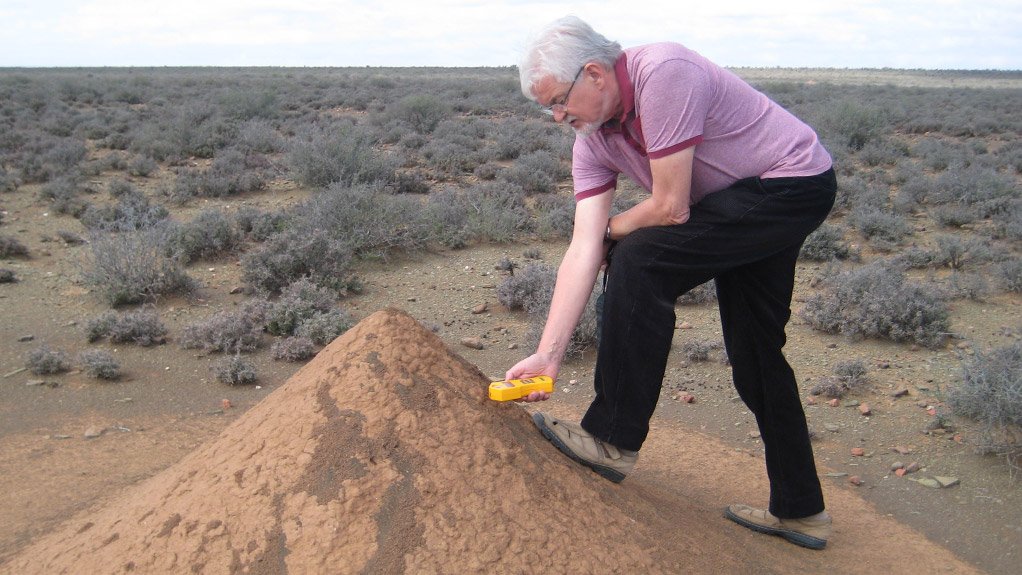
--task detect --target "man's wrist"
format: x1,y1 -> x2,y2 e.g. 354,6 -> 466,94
604,221 -> 612,242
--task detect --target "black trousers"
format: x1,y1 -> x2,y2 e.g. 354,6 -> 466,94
581,169 -> 836,518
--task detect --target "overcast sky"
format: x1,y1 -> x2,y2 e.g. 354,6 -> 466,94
2,0 -> 1019,69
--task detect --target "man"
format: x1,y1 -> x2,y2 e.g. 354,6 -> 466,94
505,16 -> 837,550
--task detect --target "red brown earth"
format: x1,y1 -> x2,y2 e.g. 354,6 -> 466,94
1,309 -> 983,574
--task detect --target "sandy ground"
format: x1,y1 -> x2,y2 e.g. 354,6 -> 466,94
0,309 -> 987,574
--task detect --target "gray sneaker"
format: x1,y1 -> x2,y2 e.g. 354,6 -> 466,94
532,412 -> 637,483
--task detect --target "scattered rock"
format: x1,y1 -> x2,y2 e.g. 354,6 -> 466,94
18,335 -> 34,342
892,445 -> 912,455
848,475 -> 864,486
674,392 -> 696,403
895,468 -> 907,477
933,476 -> 960,488
891,388 -> 910,398
460,337 -> 484,350
858,403 -> 872,416
83,426 -> 104,439
25,379 -> 46,387
805,396 -> 816,405
471,302 -> 488,314
748,431 -> 761,439
824,423 -> 840,433
824,472 -> 848,478
50,434 -> 72,440
915,477 -> 942,489
221,399 -> 232,410
850,447 -> 866,457
905,462 -> 921,473
891,461 -> 905,471
676,321 -> 692,330
827,398 -> 840,407
229,286 -> 245,294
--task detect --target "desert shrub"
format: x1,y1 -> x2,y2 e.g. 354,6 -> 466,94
497,263 -> 556,313
499,150 -> 565,195
680,339 -> 720,362
287,124 -> 393,188
78,349 -> 120,380
389,94 -> 450,134
127,155 -> 158,177
532,193 -> 575,239
425,182 -> 530,247
265,277 -> 336,336
44,139 -> 88,173
473,161 -> 501,180
180,301 -> 268,353
856,137 -> 905,167
26,345 -> 72,375
800,260 -> 950,348
86,308 -> 167,346
213,354 -> 257,385
57,230 -> 86,245
392,170 -> 430,194
241,227 -> 356,295
943,271 -> 990,302
0,235 -> 29,258
166,208 -> 241,263
931,205 -> 978,228
933,234 -> 991,270
80,190 -> 169,231
0,166 -> 19,193
819,99 -> 887,151
848,205 -> 909,248
913,137 -> 956,171
809,359 -> 868,399
234,207 -> 291,242
993,203 -> 1022,242
195,149 -> 267,197
931,164 -> 1017,218
998,258 -> 1022,293
0,268 -> 16,283
677,281 -> 717,305
294,309 -> 354,345
83,225 -> 194,306
800,223 -> 852,262
298,182 -> 429,258
237,119 -> 284,153
271,336 -> 316,361
948,342 -> 1022,476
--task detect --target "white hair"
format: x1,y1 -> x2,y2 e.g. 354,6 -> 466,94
518,16 -> 623,101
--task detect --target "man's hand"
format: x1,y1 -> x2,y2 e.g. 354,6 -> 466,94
505,353 -> 558,402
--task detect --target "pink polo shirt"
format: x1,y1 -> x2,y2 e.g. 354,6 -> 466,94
572,43 -> 832,203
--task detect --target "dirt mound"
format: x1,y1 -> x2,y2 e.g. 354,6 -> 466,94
4,308 -> 732,574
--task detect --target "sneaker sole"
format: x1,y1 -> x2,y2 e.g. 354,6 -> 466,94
532,412 -> 625,483
723,506 -> 827,550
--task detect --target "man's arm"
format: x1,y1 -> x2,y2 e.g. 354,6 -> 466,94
606,146 -> 695,240
505,190 -> 614,388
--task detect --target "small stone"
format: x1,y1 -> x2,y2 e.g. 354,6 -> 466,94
934,476 -> 960,488
460,337 -> 484,350
748,430 -> 761,439
677,321 -> 693,330
892,445 -> 912,455
50,434 -> 72,440
895,468 -> 907,477
891,388 -> 910,398
905,461 -> 921,473
842,399 -> 860,407
917,477 -> 942,489
471,302 -> 488,314
18,335 -> 35,342
850,447 -> 866,457
229,286 -> 245,294
824,423 -> 840,433
827,398 -> 840,407
806,396 -> 816,405
83,426 -> 104,439
221,399 -> 232,410
848,475 -> 864,486
891,461 -> 905,471
674,392 -> 696,404
25,379 -> 46,387
859,403 -> 872,416
825,472 -> 848,478
507,343 -> 518,350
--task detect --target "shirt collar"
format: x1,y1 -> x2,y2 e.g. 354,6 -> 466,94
601,53 -> 633,133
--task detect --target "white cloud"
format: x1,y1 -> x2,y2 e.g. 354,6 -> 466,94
1,0 -> 1019,68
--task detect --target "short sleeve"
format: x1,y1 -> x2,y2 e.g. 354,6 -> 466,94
571,137 -> 617,201
634,58 -> 710,159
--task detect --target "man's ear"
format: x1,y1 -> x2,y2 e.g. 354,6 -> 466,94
585,62 -> 609,90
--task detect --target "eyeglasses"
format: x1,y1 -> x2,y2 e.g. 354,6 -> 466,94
541,65 -> 584,116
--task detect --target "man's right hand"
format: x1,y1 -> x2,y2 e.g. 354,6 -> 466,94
505,353 -> 558,402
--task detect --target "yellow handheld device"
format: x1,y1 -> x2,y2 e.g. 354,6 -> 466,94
488,376 -> 554,401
